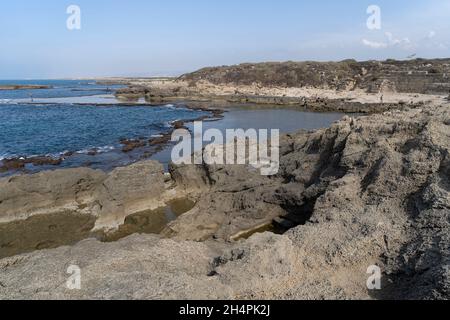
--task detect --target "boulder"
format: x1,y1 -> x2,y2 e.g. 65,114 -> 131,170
94,161 -> 166,231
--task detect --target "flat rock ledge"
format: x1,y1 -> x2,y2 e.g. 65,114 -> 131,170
0,160 -> 169,232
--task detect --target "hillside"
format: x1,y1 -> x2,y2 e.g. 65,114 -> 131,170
179,59 -> 450,94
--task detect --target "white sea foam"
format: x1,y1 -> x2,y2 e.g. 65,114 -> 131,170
76,145 -> 115,155
97,145 -> 115,153
42,153 -> 63,159
76,149 -> 91,155
0,152 -> 17,161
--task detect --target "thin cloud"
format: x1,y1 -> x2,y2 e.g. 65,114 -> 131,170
362,39 -> 388,49
363,32 -> 412,50
385,32 -> 412,49
418,30 -> 448,50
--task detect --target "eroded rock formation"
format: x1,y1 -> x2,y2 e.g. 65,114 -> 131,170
0,161 -> 169,259
0,103 -> 448,299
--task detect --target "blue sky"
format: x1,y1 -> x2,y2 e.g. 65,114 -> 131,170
1,0 -> 449,78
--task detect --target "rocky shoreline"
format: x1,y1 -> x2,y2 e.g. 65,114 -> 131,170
115,59 -> 450,113
0,103 -> 223,175
0,100 -> 449,299
116,84 -> 431,114
0,85 -> 51,90
1,59 -> 449,300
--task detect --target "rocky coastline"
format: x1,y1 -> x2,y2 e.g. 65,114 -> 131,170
1,103 -> 449,299
115,59 -> 450,113
0,85 -> 52,90
1,59 -> 449,300
0,103 -> 223,175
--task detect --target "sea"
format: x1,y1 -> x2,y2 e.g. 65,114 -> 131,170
0,80 -> 209,174
0,79 -> 346,175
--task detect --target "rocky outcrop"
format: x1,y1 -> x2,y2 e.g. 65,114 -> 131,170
120,138 -> 148,153
0,160 -> 168,236
0,156 -> 63,173
93,161 -> 166,231
162,104 -> 450,299
115,86 -> 150,100
115,59 -> 449,113
165,162 -> 285,241
0,168 -> 106,224
180,59 -> 450,94
0,104 -> 449,300
0,85 -> 51,90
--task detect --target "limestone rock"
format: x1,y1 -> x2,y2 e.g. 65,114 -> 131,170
94,161 -> 165,230
0,161 -> 167,232
1,103 -> 449,300
0,168 -> 106,224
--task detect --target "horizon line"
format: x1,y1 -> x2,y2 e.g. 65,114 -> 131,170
2,56 -> 450,80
